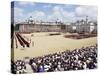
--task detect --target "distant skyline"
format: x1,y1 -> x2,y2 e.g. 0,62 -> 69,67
12,1 -> 98,23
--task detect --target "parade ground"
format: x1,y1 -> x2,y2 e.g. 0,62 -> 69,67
13,32 -> 97,61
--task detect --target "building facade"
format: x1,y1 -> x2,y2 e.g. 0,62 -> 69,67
16,21 -> 97,34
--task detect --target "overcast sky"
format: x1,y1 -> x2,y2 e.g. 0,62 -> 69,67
12,1 -> 98,23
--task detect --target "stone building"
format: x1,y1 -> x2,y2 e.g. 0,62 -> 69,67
16,22 -> 97,34
15,17 -> 97,34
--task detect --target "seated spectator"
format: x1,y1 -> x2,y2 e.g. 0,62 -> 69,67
12,44 -> 97,74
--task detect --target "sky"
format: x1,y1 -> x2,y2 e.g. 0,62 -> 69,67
12,1 -> 98,23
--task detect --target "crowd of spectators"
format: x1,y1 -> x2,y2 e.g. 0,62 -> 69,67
11,45 -> 97,74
